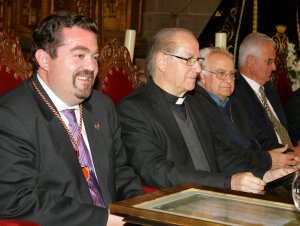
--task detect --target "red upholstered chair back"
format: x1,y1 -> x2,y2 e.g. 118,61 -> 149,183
0,32 -> 31,95
95,39 -> 155,192
0,219 -> 40,226
95,39 -> 147,104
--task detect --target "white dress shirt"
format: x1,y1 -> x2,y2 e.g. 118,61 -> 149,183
37,75 -> 97,167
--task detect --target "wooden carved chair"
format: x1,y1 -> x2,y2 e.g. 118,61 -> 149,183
95,39 -> 147,104
0,32 -> 32,95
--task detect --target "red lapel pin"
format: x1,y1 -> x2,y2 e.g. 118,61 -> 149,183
94,122 -> 101,129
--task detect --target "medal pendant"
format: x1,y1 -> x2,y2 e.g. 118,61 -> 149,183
81,166 -> 90,181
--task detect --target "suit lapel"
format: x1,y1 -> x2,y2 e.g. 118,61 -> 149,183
238,76 -> 269,117
186,93 -> 218,171
144,82 -> 188,150
264,82 -> 286,125
240,76 -> 262,105
28,75 -> 93,203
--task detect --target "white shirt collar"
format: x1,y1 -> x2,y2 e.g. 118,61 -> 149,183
37,74 -> 79,112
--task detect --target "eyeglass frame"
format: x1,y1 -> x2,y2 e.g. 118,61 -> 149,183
202,68 -> 238,80
253,55 -> 276,65
163,53 -> 205,66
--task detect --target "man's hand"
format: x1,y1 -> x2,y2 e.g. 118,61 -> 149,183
231,172 -> 265,193
263,167 -> 296,183
107,213 -> 125,226
269,145 -> 297,169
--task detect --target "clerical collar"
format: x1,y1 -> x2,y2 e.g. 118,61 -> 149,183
208,91 -> 229,108
163,90 -> 186,105
175,96 -> 186,105
155,84 -> 186,105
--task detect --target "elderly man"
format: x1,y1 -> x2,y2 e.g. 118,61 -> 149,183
233,32 -> 300,147
117,28 -> 293,194
194,47 -> 298,172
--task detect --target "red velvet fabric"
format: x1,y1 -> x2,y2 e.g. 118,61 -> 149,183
274,70 -> 293,105
143,185 -> 158,193
0,64 -> 24,95
100,66 -> 158,193
100,66 -> 135,104
0,220 -> 40,226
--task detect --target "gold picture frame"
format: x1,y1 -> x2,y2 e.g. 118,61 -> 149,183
110,183 -> 300,226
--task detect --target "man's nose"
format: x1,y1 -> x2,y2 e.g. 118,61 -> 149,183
271,61 -> 277,70
193,61 -> 202,73
84,57 -> 98,72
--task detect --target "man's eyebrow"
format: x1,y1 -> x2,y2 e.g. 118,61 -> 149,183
70,46 -> 89,52
70,46 -> 99,54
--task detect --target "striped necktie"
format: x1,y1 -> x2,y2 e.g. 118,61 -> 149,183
62,109 -> 105,207
258,86 -> 292,146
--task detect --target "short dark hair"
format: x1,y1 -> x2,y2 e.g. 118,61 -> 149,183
31,11 -> 99,73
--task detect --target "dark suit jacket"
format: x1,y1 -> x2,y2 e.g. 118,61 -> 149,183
285,88 -> 300,140
0,75 -> 143,226
193,85 -> 279,177
117,80 -> 236,190
233,75 -> 298,145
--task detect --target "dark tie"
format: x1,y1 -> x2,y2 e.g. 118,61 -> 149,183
259,86 -> 292,146
62,109 -> 105,207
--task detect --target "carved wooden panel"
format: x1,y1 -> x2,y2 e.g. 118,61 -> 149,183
97,38 -> 147,89
0,32 -> 32,79
102,0 -> 142,43
0,0 -> 143,60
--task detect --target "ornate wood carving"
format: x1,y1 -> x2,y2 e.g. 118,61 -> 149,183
22,0 -> 38,27
272,24 -> 289,86
0,32 -> 32,79
0,0 -> 15,35
102,0 -> 143,43
271,25 -> 293,104
0,0 -> 143,61
96,38 -> 147,90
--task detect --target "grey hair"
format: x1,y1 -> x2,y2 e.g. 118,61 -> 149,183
238,32 -> 275,68
146,27 -> 195,77
199,47 -> 233,75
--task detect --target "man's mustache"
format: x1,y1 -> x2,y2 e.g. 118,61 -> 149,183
74,70 -> 94,79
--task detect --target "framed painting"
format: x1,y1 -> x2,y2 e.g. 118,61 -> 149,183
110,183 -> 299,226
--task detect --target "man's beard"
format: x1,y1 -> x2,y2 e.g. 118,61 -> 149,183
72,70 -> 95,100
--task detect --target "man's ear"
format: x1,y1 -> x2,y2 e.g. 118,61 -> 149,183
35,49 -> 50,71
156,52 -> 167,72
198,71 -> 206,84
246,55 -> 254,66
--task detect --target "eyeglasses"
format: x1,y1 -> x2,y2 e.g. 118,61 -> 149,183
253,56 -> 275,65
163,53 -> 205,66
202,68 -> 237,80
